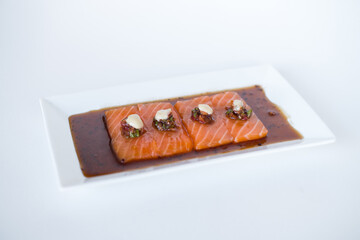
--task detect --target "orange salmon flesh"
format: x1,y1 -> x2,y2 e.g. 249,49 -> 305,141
104,93 -> 268,163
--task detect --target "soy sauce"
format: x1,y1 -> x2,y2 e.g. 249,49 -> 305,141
69,85 -> 302,177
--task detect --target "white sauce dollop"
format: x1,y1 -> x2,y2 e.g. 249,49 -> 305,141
198,104 -> 213,115
155,108 -> 172,121
126,114 -> 144,129
232,99 -> 244,111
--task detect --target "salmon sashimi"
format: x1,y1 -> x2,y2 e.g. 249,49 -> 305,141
211,91 -> 268,142
104,105 -> 158,163
174,96 -> 233,150
138,102 -> 193,157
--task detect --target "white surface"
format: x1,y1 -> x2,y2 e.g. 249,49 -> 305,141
41,65 -> 335,187
0,0 -> 359,239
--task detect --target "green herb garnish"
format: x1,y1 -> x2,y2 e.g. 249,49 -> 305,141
247,109 -> 252,118
226,108 -> 233,115
153,114 -> 177,131
129,129 -> 140,138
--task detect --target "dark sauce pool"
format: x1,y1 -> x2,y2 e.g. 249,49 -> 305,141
69,85 -> 302,177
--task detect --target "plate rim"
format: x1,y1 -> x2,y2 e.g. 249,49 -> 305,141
40,64 -> 336,189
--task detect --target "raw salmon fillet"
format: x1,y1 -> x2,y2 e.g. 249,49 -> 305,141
104,105 -> 158,163
211,91 -> 268,142
174,96 -> 233,150
138,102 -> 193,157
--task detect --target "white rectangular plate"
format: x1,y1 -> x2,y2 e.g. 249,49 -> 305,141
40,65 -> 335,188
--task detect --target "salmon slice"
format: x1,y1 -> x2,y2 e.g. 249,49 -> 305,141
211,91 -> 268,142
138,102 -> 193,157
104,105 -> 158,163
174,96 -> 233,150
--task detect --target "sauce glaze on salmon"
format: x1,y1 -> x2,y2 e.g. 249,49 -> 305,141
174,96 -> 233,150
138,102 -> 193,157
211,91 -> 268,142
104,106 -> 158,163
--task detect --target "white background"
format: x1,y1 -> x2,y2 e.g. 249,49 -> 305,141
1,0 -> 360,239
